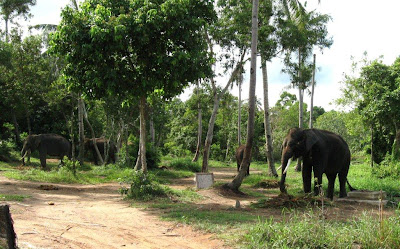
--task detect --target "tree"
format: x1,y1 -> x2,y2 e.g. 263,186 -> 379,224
227,0 -> 259,190
51,0 -> 215,173
339,56 -> 400,162
0,0 -> 36,42
277,3 -> 332,170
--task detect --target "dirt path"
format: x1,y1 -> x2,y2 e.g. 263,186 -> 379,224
0,175 -> 229,249
1,166 -> 394,248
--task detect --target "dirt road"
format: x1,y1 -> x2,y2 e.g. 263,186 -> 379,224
1,176 -> 229,249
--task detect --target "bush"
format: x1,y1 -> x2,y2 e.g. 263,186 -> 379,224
121,171 -> 167,200
167,158 -> 201,172
117,141 -> 160,170
0,140 -> 14,162
372,154 -> 400,179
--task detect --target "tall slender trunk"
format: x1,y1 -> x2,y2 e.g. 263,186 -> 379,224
78,97 -> 85,166
261,58 -> 277,177
228,0 -> 259,190
149,109 -> 155,144
238,73 -> 242,145
193,81 -> 202,162
139,95 -> 148,173
202,91 -> 220,172
82,101 -> 104,165
11,109 -> 21,147
296,48 -> 303,172
26,109 -> 32,135
371,125 -> 374,167
69,107 -> 76,175
309,54 -> 316,129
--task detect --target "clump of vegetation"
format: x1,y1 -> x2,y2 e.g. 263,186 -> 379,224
167,158 -> 201,172
121,171 -> 167,201
244,210 -> 400,249
372,155 -> 400,179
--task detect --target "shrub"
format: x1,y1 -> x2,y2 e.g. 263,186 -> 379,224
167,158 -> 201,172
0,140 -> 14,162
372,154 -> 400,179
122,171 -> 167,200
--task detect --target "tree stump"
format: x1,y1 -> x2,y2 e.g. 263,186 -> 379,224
0,205 -> 17,249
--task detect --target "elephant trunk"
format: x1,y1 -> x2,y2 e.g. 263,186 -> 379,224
279,148 -> 293,193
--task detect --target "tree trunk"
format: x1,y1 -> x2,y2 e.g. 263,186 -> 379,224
238,73 -> 242,145
371,126 -> 374,167
202,91 -> 220,172
261,58 -> 277,177
193,81 -> 202,162
139,95 -> 148,173
11,109 -> 21,147
295,48 -> 303,172
26,108 -> 31,135
227,0 -> 259,190
149,109 -> 155,145
78,97 -> 85,166
69,107 -> 76,175
82,101 -> 104,165
309,54 -> 316,129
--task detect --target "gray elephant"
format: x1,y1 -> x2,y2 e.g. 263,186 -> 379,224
279,128 -> 355,200
21,134 -> 71,170
84,138 -> 117,165
235,145 -> 250,176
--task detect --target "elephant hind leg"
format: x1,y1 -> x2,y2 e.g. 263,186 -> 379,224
326,174 -> 337,200
39,154 -> 47,170
338,172 -> 348,198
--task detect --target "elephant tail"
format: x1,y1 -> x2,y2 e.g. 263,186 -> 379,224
346,179 -> 356,191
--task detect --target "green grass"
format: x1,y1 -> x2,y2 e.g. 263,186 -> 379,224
244,210 -> 400,249
0,194 -> 30,202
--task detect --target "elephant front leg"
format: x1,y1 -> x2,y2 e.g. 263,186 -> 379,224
313,168 -> 323,196
302,165 -> 312,194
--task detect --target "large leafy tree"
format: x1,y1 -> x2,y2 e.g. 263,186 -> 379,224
340,57 -> 400,162
51,0 -> 215,172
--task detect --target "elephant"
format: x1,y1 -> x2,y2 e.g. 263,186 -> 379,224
84,138 -> 117,165
236,145 -> 250,176
279,128 -> 355,200
21,134 -> 71,170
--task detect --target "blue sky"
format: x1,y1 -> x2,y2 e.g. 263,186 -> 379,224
10,0 -> 400,111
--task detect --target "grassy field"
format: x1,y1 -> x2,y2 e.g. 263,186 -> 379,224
1,155 -> 399,248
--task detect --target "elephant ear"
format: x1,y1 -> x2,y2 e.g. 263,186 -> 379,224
34,135 -> 42,149
305,130 -> 319,152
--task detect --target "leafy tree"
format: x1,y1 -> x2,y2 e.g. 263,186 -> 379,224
51,0 -> 216,173
339,56 -> 400,162
0,0 -> 36,41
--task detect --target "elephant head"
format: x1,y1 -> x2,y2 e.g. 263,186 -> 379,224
21,135 -> 40,165
279,128 -> 318,193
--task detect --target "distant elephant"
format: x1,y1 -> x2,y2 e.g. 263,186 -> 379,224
279,128 -> 355,200
236,145 -> 250,176
84,138 -> 117,165
21,134 -> 71,170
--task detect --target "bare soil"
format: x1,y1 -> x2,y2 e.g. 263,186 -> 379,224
0,165 -> 395,249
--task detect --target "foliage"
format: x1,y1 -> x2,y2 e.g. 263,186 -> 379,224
339,56 -> 400,163
121,170 -> 167,201
50,0 -> 216,100
0,194 -> 29,202
117,139 -> 161,170
372,154 -> 400,179
166,158 -> 201,173
315,110 -> 368,152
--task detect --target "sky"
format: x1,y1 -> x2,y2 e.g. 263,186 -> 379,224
9,0 -> 400,111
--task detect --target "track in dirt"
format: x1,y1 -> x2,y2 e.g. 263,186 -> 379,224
0,175 -> 229,249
